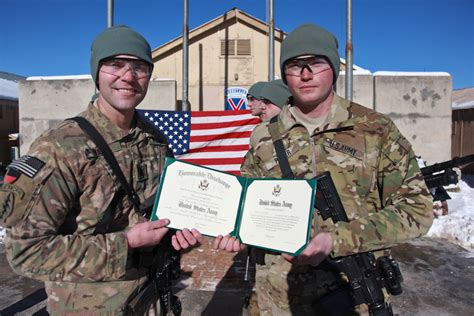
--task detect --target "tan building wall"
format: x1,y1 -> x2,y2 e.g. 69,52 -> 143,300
152,9 -> 284,111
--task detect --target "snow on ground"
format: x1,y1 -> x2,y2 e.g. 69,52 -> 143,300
427,175 -> 474,254
1,177 -> 473,251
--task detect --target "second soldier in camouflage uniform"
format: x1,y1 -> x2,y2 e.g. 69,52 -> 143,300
0,25 -> 202,315
215,24 -> 433,315
247,81 -> 267,117
258,79 -> 291,121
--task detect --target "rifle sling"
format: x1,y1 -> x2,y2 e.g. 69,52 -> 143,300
268,115 -> 295,179
69,116 -> 141,214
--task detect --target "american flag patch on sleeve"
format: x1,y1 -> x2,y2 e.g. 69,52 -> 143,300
8,155 -> 46,178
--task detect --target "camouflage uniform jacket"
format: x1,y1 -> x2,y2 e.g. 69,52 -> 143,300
241,93 -> 433,308
0,103 -> 169,315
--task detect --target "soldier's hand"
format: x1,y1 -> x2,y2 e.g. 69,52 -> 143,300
213,235 -> 246,252
171,228 -> 203,251
281,232 -> 333,266
126,219 -> 170,249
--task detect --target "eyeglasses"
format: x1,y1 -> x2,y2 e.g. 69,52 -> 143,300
100,58 -> 151,79
284,57 -> 331,77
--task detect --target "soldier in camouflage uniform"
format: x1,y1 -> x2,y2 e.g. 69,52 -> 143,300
0,25 -> 202,315
247,81 -> 267,117
258,79 -> 291,121
215,24 -> 433,315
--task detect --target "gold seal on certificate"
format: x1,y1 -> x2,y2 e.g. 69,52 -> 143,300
151,158 -> 316,255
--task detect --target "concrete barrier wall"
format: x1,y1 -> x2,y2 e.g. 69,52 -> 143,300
19,73 -> 451,164
373,72 -> 452,164
18,77 -> 176,153
336,73 -> 374,109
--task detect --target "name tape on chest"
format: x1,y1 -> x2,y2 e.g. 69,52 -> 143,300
324,138 -> 362,158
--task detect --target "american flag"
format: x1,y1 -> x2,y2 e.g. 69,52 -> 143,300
138,110 -> 261,175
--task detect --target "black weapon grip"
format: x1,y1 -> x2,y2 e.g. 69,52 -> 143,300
314,171 -> 349,223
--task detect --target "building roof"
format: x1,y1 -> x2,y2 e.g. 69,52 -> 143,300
0,71 -> 25,101
152,8 -> 285,60
151,7 -> 367,73
452,87 -> 474,110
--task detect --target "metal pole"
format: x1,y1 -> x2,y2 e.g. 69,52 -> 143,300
182,0 -> 189,110
107,0 -> 114,28
345,0 -> 353,101
268,0 -> 275,81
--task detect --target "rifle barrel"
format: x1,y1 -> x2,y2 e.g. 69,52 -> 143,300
421,154 -> 474,176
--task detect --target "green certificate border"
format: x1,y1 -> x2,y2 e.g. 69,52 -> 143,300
235,178 -> 316,256
151,157 -> 317,256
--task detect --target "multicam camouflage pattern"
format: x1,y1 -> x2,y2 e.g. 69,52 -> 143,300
241,93 -> 433,314
0,103 -> 168,315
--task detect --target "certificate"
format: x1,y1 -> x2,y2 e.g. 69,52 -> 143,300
151,158 -> 316,255
151,158 -> 243,237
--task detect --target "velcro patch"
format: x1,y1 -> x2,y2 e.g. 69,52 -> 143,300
324,138 -> 362,159
4,168 -> 21,184
8,155 -> 45,178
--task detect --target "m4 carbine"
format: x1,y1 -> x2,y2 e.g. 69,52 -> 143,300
420,154 -> 474,202
314,172 -> 403,316
125,197 -> 182,316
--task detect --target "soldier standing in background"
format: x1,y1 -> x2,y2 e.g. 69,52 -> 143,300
0,25 -> 202,315
258,79 -> 291,121
215,23 -> 433,315
247,81 -> 266,117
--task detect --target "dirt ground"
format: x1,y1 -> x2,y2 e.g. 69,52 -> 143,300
1,237 -> 473,315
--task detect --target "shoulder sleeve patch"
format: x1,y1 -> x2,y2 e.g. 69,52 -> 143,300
7,155 -> 45,179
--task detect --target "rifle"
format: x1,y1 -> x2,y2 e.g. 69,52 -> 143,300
125,197 -> 182,316
420,154 -> 474,202
125,237 -> 182,316
314,172 -> 403,316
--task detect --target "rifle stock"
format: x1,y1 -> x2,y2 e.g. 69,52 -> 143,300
420,154 -> 474,201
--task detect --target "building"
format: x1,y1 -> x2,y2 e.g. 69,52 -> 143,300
152,8 -> 356,111
451,87 -> 474,173
152,8 -> 284,111
0,72 -> 23,170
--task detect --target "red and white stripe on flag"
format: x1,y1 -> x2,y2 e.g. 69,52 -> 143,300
138,110 -> 261,175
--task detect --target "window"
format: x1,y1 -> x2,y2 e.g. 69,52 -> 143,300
220,39 -> 251,56
220,39 -> 235,56
236,39 -> 251,55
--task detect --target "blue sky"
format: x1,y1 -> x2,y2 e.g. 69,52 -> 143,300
1,0 -> 473,90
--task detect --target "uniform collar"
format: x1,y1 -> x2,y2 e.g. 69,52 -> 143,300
278,93 -> 355,135
84,102 -> 142,145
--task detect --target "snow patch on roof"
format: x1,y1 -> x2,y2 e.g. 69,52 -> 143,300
452,101 -> 474,110
27,74 -> 92,80
0,78 -> 19,100
340,70 -> 372,75
374,71 -> 451,77
26,75 -> 172,82
339,57 -> 371,74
